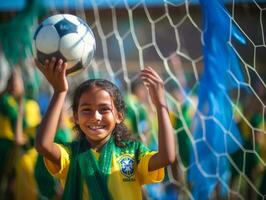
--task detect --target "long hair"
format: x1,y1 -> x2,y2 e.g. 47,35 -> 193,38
72,79 -> 134,147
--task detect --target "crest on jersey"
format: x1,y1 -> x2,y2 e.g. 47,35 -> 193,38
119,155 -> 135,178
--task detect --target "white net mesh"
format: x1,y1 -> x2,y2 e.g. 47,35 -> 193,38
41,0 -> 266,199
9,0 -> 264,199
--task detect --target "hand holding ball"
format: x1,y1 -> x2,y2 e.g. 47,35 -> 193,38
34,14 -> 96,76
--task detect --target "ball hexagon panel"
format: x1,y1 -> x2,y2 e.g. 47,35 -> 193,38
83,31 -> 96,48
60,33 -> 85,60
42,14 -> 64,26
33,24 -> 43,40
82,46 -> 94,67
54,19 -> 78,38
35,25 -> 60,54
77,24 -> 87,37
63,14 -> 81,26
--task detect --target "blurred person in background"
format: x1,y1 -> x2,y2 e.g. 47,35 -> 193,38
229,79 -> 264,199
0,67 -> 26,199
166,54 -> 195,199
252,79 -> 266,199
0,66 -> 41,200
0,67 -> 42,200
256,119 -> 266,200
125,79 -> 158,150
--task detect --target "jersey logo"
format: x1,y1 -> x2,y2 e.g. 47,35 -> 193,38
119,155 -> 135,179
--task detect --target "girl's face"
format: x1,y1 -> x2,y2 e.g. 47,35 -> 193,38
74,86 -> 123,145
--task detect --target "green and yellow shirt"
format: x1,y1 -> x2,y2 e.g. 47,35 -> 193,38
45,140 -> 164,200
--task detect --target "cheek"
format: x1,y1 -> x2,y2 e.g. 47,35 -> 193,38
78,113 -> 91,123
103,113 -> 117,125
74,112 -> 88,125
105,114 -> 114,122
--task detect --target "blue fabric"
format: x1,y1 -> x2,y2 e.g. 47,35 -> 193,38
189,0 -> 245,199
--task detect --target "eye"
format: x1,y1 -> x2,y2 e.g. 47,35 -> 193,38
99,107 -> 111,114
81,108 -> 93,114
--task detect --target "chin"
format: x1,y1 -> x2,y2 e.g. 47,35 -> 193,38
87,133 -> 110,141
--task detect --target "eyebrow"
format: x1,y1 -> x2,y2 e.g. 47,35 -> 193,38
79,103 -> 112,107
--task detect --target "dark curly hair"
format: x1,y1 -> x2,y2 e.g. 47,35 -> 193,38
72,79 -> 134,147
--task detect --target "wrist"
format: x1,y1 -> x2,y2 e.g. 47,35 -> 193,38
156,103 -> 169,112
54,90 -> 68,95
53,91 -> 68,101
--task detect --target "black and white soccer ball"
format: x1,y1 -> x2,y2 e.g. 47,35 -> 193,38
34,14 -> 96,76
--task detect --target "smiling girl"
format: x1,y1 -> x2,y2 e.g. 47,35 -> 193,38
35,58 -> 176,200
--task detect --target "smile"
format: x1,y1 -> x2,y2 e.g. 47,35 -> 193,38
88,125 -> 106,130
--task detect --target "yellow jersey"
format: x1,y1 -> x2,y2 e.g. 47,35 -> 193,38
45,141 -> 164,200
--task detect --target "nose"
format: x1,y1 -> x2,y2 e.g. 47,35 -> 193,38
92,110 -> 102,121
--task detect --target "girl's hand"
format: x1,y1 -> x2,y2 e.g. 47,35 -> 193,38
140,67 -> 166,108
35,58 -> 68,93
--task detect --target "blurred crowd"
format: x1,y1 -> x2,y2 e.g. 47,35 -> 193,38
0,54 -> 265,200
0,0 -> 265,199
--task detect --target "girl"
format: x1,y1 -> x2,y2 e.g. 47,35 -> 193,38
35,58 -> 176,200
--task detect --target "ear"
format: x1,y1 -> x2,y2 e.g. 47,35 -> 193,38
116,112 -> 124,124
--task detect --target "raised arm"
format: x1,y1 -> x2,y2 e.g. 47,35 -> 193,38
140,67 -> 176,171
35,58 -> 68,166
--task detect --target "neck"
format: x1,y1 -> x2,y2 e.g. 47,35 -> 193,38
86,135 -> 111,152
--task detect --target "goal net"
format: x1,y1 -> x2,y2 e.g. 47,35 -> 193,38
1,0 -> 265,199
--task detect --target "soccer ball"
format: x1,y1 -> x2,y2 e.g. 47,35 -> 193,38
34,14 -> 96,76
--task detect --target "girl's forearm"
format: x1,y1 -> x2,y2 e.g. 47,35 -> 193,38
149,104 -> 176,171
157,105 -> 176,163
35,91 -> 67,163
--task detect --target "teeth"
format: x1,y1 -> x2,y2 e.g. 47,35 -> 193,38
89,125 -> 104,129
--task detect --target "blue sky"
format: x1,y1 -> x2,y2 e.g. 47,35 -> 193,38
0,0 -> 265,10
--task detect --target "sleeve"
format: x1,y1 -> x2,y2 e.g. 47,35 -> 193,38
136,143 -> 165,185
0,94 -> 28,131
0,94 -> 19,128
44,144 -> 70,180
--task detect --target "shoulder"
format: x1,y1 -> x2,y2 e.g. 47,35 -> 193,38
0,93 -> 14,106
121,140 -> 142,150
0,93 -> 18,116
65,139 -> 89,157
